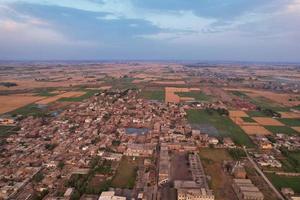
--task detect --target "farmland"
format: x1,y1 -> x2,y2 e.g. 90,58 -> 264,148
266,173 -> 300,193
187,109 -> 254,147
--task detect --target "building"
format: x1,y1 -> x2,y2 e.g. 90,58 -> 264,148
158,144 -> 170,185
124,143 -> 155,157
98,191 -> 126,200
232,179 -> 264,200
177,188 -> 215,200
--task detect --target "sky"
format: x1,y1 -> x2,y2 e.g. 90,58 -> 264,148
0,0 -> 300,62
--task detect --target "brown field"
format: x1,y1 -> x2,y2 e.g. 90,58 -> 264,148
252,117 -> 284,126
153,80 -> 186,85
240,125 -> 272,135
279,112 -> 300,119
230,117 -> 258,126
0,95 -> 44,114
224,88 -> 300,107
292,127 -> 300,133
165,87 -> 200,103
229,110 -> 249,118
98,86 -> 112,90
36,91 -> 85,104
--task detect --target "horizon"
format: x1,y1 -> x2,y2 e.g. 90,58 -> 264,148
0,0 -> 300,62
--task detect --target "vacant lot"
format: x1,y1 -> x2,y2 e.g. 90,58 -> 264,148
199,149 -> 237,200
111,157 -> 138,189
240,125 -> 272,135
36,91 -> 85,104
0,94 -> 44,114
170,153 -> 192,181
252,117 -> 284,126
187,110 -> 254,147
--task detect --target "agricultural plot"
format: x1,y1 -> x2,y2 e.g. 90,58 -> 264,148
252,117 -> 284,126
187,110 -> 254,147
240,125 -> 272,135
266,173 -> 300,193
36,91 -> 86,104
165,87 -> 200,103
264,126 -> 298,135
58,90 -> 99,102
175,91 -> 211,101
140,89 -> 165,101
0,94 -> 44,114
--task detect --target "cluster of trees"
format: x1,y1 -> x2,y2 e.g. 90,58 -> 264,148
257,107 -> 281,118
205,108 -> 229,116
66,157 -> 113,200
0,82 -> 18,87
228,148 -> 246,160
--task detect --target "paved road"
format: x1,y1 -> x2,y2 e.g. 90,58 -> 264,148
244,149 -> 285,200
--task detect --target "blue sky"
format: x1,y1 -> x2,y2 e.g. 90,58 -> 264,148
0,0 -> 299,61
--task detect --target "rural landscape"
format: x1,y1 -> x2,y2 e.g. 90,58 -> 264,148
0,61 -> 299,200
1,0 -> 300,200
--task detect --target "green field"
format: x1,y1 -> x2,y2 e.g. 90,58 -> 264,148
241,117 -> 256,123
187,110 -> 254,147
7,104 -> 48,118
140,89 -> 165,101
247,110 -> 268,117
59,90 -> 99,102
280,149 -> 300,172
265,126 -> 298,135
176,91 -> 211,101
267,173 -> 300,193
34,88 -> 57,97
279,118 -> 300,126
111,156 -> 138,189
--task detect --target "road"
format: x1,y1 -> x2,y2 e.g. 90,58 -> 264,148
244,149 -> 285,200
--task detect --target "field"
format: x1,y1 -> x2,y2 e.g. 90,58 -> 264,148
111,156 -> 138,189
266,173 -> 300,193
58,90 -> 99,102
279,112 -> 300,118
175,91 -> 211,101
187,110 -> 254,147
165,87 -> 200,103
140,89 -> 165,101
36,91 -> 86,104
252,117 -> 284,126
199,148 -> 237,200
264,126 -> 298,135
240,125 -> 272,135
0,94 -> 44,114
279,118 -> 300,126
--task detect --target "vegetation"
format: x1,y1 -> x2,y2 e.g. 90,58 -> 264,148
280,148 -> 300,172
45,143 -> 58,151
228,148 -> 246,160
0,82 -> 18,87
267,173 -> 300,193
279,118 -> 300,126
59,90 -> 100,102
66,157 -> 113,199
241,117 -> 256,123
265,126 -> 297,135
140,89 -> 165,101
111,156 -> 138,189
187,109 -> 254,147
0,126 -> 19,138
8,104 -> 49,118
33,171 -> 44,183
176,91 -> 211,101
